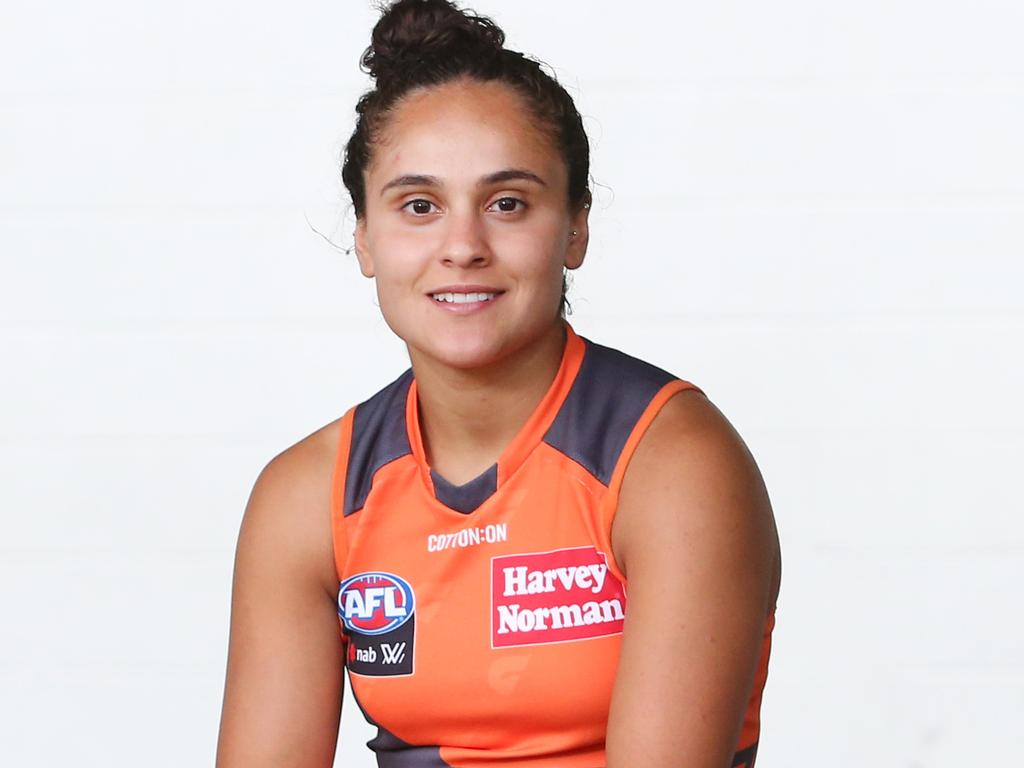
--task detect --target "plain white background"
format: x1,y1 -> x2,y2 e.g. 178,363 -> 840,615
2,0 -> 1022,765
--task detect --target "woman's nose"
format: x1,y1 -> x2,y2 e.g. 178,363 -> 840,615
440,207 -> 492,268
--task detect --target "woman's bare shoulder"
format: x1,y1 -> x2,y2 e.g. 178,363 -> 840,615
263,417 -> 344,480
241,416 -> 346,598
611,388 -> 781,607
252,417 -> 343,509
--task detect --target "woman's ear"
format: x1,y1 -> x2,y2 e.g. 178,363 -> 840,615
565,197 -> 591,271
354,218 -> 375,278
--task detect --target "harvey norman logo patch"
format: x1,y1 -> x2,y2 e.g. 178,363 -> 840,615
338,571 -> 415,676
490,545 -> 626,648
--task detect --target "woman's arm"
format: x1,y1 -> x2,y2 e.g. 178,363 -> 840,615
216,428 -> 346,768
606,390 -> 781,768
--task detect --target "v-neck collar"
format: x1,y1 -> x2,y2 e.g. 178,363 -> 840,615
405,321 -> 586,513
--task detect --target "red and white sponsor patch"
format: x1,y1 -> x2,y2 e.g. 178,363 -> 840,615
490,545 -> 626,648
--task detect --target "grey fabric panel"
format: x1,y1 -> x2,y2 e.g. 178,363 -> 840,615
346,668 -> 452,767
543,336 -> 676,486
367,730 -> 451,768
429,463 -> 498,514
345,369 -> 414,516
732,741 -> 759,767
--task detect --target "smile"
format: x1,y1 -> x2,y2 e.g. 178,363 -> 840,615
431,292 -> 500,304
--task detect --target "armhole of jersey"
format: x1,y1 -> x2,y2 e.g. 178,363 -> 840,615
600,378 -> 706,584
329,407 -> 356,585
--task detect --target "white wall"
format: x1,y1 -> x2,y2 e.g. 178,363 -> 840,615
2,0 -> 1021,765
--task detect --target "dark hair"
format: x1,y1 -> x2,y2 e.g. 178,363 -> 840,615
341,0 -> 592,315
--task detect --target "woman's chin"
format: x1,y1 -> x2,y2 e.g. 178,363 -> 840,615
416,339 -> 505,371
397,325 -> 516,372
390,310 -> 559,374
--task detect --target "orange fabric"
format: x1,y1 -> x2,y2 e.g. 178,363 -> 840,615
329,407 -> 356,584
329,324 -> 774,766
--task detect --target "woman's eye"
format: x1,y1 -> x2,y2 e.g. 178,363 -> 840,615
403,199 -> 436,215
491,197 -> 525,214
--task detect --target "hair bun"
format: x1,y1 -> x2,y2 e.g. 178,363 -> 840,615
362,0 -> 505,83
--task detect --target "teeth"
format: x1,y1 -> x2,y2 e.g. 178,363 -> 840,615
432,292 -> 497,303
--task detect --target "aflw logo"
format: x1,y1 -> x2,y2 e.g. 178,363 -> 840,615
490,546 -> 626,648
351,641 -> 406,665
381,642 -> 406,664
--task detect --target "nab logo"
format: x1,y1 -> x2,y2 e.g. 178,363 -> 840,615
337,571 -> 415,636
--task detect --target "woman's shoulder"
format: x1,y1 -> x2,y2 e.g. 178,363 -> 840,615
258,417 -> 345,492
611,386 -> 781,607
616,386 -> 745,507
241,416 -> 347,597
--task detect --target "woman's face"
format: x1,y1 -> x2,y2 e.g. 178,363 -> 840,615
355,77 -> 589,371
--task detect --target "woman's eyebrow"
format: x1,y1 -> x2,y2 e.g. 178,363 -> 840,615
481,169 -> 547,187
380,168 -> 547,196
380,174 -> 439,195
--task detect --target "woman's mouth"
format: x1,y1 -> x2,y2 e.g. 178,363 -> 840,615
427,288 -> 505,314
430,291 -> 499,304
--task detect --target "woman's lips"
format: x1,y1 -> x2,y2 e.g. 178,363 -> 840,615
427,289 -> 504,314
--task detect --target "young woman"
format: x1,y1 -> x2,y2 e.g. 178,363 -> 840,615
216,1 -> 781,766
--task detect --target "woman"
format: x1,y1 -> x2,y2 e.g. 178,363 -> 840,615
216,1 -> 781,766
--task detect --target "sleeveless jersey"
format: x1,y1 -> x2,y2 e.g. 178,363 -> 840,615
330,322 -> 775,767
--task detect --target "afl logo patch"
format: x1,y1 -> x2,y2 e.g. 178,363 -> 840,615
337,571 -> 415,636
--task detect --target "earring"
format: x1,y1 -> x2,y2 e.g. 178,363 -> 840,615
571,230 -> 578,238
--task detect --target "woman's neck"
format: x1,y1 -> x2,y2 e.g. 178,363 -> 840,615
409,322 -> 567,485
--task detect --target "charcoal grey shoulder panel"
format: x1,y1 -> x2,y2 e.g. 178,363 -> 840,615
543,337 -> 676,486
345,369 -> 414,517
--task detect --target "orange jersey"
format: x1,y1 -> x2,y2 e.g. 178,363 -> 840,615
330,322 -> 775,767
